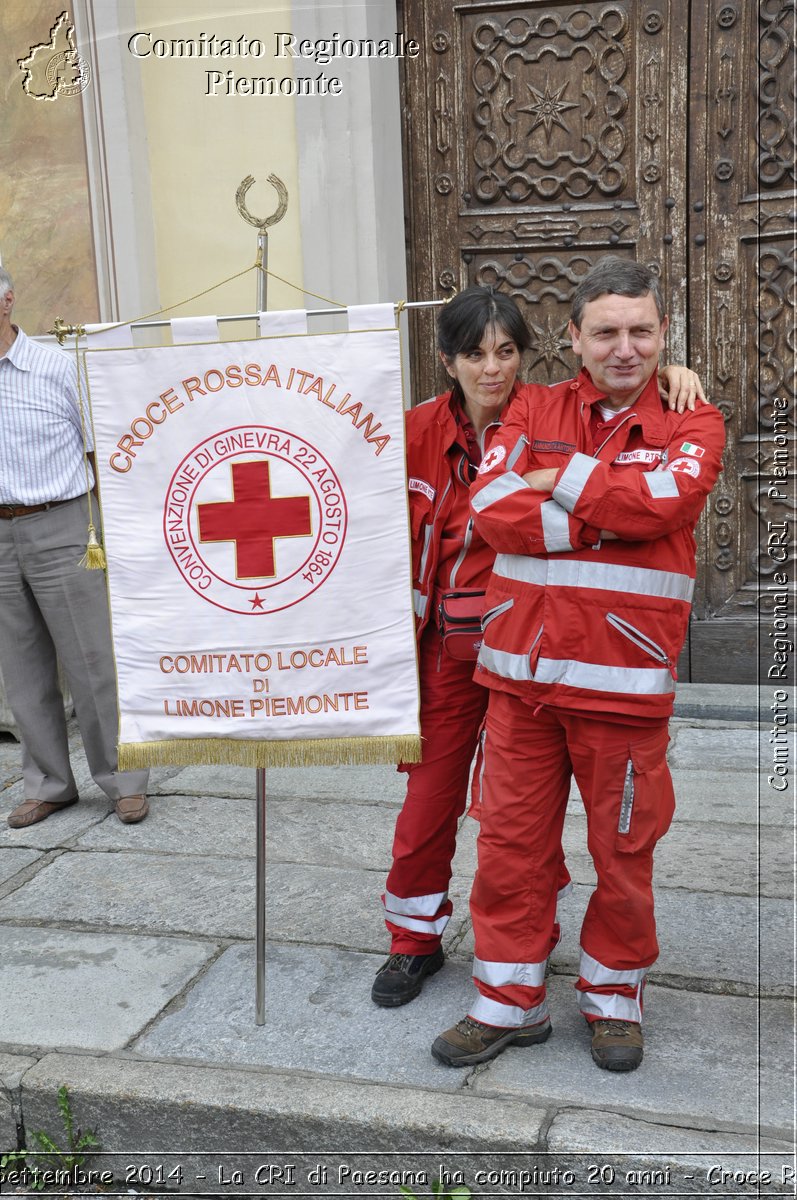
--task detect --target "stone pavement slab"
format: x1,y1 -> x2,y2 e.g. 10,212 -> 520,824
77,795 -> 256,859
531,886 -> 793,997
153,761 -> 406,805
0,736 -> 22,790
546,1112 -> 794,1193
0,850 -> 254,939
470,976 -> 792,1140
134,944 -> 792,1141
0,694 -> 793,1180
667,728 -> 767,771
21,1051 -> 550,1153
0,1053 -> 33,1150
0,796 -> 108,850
0,926 -> 216,1052
548,1108 -> 793,1156
561,815 -> 789,897
672,683 -> 760,723
136,942 -> 467,1091
0,848 -> 42,888
75,794 -> 397,870
0,849 -> 464,951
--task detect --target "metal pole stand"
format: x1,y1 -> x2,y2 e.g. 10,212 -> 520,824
236,172 -> 289,1025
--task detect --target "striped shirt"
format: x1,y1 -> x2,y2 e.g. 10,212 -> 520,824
0,327 -> 94,504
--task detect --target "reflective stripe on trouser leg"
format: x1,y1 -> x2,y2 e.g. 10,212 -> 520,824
576,948 -> 647,1022
470,993 -> 551,1029
471,955 -> 550,1028
470,694 -> 572,1018
384,623 -> 489,953
382,890 -> 451,937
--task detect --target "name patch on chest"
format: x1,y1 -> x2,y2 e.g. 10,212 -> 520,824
532,439 -> 576,454
408,477 -> 436,502
613,449 -> 664,465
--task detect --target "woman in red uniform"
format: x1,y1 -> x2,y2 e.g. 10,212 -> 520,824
371,287 -> 702,1006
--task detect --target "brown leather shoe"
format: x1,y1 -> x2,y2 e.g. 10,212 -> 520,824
590,1019 -> 644,1071
7,797 -> 78,828
115,794 -> 149,824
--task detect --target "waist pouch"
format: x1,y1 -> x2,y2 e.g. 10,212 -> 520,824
438,589 -> 486,661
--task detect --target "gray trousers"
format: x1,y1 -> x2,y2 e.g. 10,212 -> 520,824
0,495 -> 148,803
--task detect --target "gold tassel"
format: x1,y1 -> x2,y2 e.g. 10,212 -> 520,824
79,524 -> 107,570
118,734 -> 421,771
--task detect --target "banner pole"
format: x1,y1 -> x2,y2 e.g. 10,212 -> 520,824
246,193 -> 277,1025
255,229 -> 267,1024
255,765 -> 267,1025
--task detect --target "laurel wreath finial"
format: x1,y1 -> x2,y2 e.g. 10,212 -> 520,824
236,173 -> 289,231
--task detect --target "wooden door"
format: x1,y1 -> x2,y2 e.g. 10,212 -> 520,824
687,1 -> 795,680
398,0 -> 795,682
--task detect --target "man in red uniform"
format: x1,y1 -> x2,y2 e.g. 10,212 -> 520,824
431,257 -> 725,1072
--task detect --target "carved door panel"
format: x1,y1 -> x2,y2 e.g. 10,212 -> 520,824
400,1 -> 689,397
687,1 -> 795,679
399,0 -> 795,682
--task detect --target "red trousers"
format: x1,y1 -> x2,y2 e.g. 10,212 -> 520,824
383,626 -> 570,955
383,624 -> 489,954
469,690 -> 674,1028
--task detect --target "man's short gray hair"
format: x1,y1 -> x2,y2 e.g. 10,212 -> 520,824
0,266 -> 14,298
571,256 -> 665,328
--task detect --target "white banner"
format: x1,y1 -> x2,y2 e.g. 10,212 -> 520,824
85,326 -> 420,768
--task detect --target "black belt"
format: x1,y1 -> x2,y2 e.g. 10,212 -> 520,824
0,498 -> 74,520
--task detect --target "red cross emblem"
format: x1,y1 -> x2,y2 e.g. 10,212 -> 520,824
197,460 -> 312,579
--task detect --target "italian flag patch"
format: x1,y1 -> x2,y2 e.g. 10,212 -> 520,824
680,441 -> 705,458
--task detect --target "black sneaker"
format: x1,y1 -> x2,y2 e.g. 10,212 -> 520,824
371,948 -> 445,1007
432,1014 -> 552,1067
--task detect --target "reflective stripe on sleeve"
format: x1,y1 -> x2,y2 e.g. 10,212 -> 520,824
473,957 -> 547,988
579,950 -> 648,987
384,890 -> 448,918
506,434 -> 528,472
540,501 -> 574,552
413,589 -> 428,619
492,555 -> 694,602
551,452 -> 599,512
469,994 -> 550,1029
643,471 -> 681,499
471,472 -> 529,513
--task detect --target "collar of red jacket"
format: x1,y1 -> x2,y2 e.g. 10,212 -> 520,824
571,367 -> 670,447
439,381 -> 522,438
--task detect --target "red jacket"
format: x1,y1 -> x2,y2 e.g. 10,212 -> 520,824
406,390 -> 516,637
470,370 -> 726,719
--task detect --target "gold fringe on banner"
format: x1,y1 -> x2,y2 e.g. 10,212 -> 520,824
118,734 -> 422,771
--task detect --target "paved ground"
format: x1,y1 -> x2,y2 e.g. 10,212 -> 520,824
0,684 -> 793,1198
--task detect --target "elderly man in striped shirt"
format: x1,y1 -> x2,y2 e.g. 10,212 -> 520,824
0,266 -> 149,827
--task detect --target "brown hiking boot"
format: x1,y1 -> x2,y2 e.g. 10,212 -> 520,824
590,1019 -> 644,1071
431,1014 -> 551,1067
